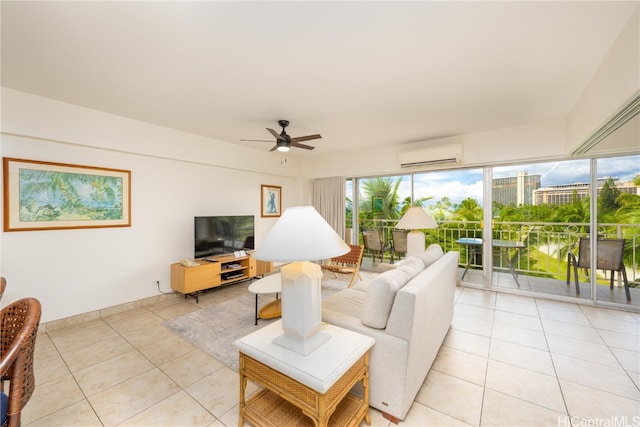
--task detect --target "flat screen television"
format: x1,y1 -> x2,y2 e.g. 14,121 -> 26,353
194,215 -> 255,259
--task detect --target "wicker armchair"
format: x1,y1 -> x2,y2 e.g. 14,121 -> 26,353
1,297 -> 42,427
0,277 -> 6,302
321,244 -> 364,288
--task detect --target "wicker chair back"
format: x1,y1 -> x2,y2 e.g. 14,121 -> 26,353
1,297 -> 42,427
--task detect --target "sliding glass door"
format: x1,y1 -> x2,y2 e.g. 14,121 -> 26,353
345,154 -> 638,308
491,160 -> 592,299
594,156 -> 639,305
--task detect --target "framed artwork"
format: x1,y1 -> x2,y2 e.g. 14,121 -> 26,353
261,184 -> 281,218
372,196 -> 384,213
3,157 -> 131,231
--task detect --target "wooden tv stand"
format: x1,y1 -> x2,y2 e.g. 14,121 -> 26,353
170,253 -> 272,302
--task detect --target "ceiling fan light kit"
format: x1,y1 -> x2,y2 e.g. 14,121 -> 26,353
242,119 -> 321,152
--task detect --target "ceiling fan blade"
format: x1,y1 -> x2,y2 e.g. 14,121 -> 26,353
267,128 -> 286,142
290,134 -> 321,143
269,145 -> 279,152
290,142 -> 315,150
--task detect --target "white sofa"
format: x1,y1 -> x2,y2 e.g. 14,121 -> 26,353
321,244 -> 459,422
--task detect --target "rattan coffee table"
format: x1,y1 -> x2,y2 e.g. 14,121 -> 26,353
235,321 -> 375,427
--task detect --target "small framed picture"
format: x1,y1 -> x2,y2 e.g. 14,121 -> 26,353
372,196 -> 384,214
261,184 -> 281,218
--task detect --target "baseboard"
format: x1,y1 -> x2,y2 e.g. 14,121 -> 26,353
39,292 -> 181,334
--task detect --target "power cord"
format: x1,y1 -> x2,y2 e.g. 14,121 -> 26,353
155,280 -> 179,295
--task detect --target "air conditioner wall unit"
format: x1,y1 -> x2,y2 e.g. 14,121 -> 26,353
398,143 -> 463,168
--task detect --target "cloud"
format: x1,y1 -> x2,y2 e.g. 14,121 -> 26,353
412,172 -> 484,206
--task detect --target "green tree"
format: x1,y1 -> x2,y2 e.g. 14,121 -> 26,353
429,197 -> 454,221
358,177 -> 431,222
616,192 -> 640,223
453,198 -> 483,221
345,196 -> 353,226
598,177 -> 620,214
397,196 -> 431,218
553,191 -> 589,224
358,177 -> 402,221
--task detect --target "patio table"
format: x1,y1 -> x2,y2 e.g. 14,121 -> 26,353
456,238 -> 526,286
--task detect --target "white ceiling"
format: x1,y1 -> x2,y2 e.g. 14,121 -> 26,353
1,1 -> 637,157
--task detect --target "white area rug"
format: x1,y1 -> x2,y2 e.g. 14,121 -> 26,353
163,277 -> 354,371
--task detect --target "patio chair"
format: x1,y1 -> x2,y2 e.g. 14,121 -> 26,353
567,238 -> 630,301
390,230 -> 408,263
321,244 -> 364,288
1,297 -> 42,427
362,229 -> 389,263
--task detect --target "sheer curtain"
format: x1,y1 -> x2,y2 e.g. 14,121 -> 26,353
311,176 -> 346,239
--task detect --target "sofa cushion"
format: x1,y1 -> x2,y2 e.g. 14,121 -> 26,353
351,280 -> 370,292
396,257 -> 424,278
417,244 -> 444,268
361,268 -> 411,329
322,288 -> 366,317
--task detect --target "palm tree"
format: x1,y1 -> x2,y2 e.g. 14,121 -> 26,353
453,198 -> 483,221
615,191 -> 640,270
430,197 -> 454,221
358,177 -> 432,223
553,192 -> 589,224
358,177 -> 402,221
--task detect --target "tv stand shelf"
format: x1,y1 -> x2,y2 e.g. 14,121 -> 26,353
171,253 -> 272,303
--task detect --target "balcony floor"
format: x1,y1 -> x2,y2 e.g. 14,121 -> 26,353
459,268 -> 639,309
360,255 -> 640,310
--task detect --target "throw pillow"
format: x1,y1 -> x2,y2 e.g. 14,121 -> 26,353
418,244 -> 444,268
361,268 -> 410,329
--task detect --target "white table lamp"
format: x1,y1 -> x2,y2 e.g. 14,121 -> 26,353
253,206 -> 349,355
395,207 -> 438,257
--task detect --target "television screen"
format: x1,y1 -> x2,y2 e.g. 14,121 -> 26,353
194,215 -> 255,259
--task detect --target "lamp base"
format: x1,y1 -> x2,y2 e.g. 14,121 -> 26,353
406,230 -> 426,257
273,330 -> 331,355
273,261 -> 331,355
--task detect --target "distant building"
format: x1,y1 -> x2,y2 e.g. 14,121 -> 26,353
493,172 -> 541,206
532,178 -> 638,205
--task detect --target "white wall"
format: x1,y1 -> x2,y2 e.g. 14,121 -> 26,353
300,119 -> 567,179
566,6 -> 640,152
300,7 -> 640,180
1,90 -> 301,322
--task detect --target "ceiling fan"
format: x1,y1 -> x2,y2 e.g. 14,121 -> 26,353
242,120 -> 321,152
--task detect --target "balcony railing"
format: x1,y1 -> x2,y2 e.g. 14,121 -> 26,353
356,219 -> 640,283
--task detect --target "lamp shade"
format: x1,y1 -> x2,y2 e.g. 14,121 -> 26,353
395,207 -> 438,230
253,206 -> 349,262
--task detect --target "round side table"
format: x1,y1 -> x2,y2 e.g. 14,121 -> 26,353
248,273 -> 282,325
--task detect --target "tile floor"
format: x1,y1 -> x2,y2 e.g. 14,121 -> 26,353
21,280 -> 640,427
